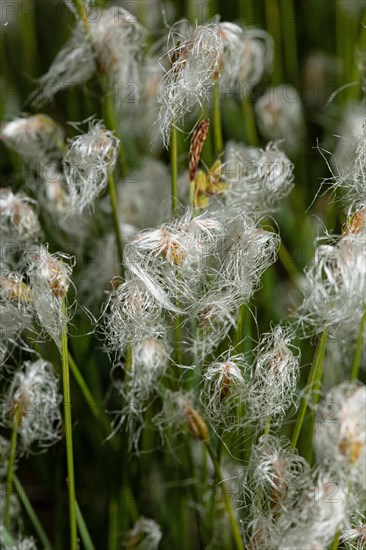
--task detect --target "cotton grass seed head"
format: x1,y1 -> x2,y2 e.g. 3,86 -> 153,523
247,325 -> 300,427
1,114 -> 64,163
102,276 -> 164,355
25,245 -> 74,348
314,383 -> 366,489
63,121 -> 119,213
224,142 -> 294,216
1,358 -> 62,453
124,517 -> 162,550
200,352 -> 247,431
0,188 -> 40,245
157,21 -> 223,147
255,85 -> 304,156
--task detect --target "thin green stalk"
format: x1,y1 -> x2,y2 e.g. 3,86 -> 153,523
278,241 -> 299,280
291,330 -> 328,448
61,299 -> 77,550
242,99 -> 259,146
108,171 -> 124,270
329,530 -> 341,550
280,0 -> 299,86
5,404 -> 21,530
351,308 -> 366,381
265,0 -> 283,83
205,441 -> 244,550
171,124 -> 179,216
14,475 -> 52,550
108,496 -> 118,550
76,500 -> 96,550
212,83 -> 223,156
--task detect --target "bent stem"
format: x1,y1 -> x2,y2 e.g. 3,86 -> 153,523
351,308 -> 366,381
5,404 -> 21,530
242,98 -> 258,146
291,330 -> 328,448
205,440 -> 244,550
61,299 -> 78,550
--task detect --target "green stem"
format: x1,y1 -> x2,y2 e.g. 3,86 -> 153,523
108,496 -> 118,550
351,308 -> 366,381
76,500 -> 95,550
280,0 -> 299,86
108,171 -> 124,271
328,530 -> 341,550
291,330 -> 328,448
61,299 -> 78,550
171,124 -> 179,216
242,99 -> 259,146
14,475 -> 52,550
205,441 -> 244,550
265,0 -> 283,83
5,405 -> 21,530
278,241 -> 299,280
212,83 -> 223,156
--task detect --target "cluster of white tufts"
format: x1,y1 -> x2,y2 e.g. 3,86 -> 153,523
102,277 -> 165,354
245,435 -> 309,520
1,359 -> 62,453
32,7 -> 146,107
25,244 -> 74,349
0,189 -> 41,246
200,352 -> 247,430
314,383 -> 366,490
112,338 -> 169,450
299,225 -> 366,338
63,121 -> 119,213
255,85 -> 304,155
124,210 -> 223,311
157,21 -> 223,147
246,325 -> 300,428
224,142 -> 294,216
219,22 -> 273,90
124,517 -> 162,550
0,114 -> 64,163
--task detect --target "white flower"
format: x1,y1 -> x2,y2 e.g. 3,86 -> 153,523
124,209 -> 223,312
246,435 -> 309,517
219,22 -> 273,91
255,85 -> 304,155
0,189 -> 40,246
25,245 -> 74,349
299,230 -> 366,336
102,276 -> 164,355
200,351 -> 247,431
314,383 -> 366,490
112,337 -> 169,450
247,325 -> 300,427
157,21 -> 223,147
32,7 -> 145,107
0,114 -> 64,163
124,517 -> 162,550
220,215 -> 280,301
63,121 -> 119,213
224,141 -> 294,216
1,359 -> 62,452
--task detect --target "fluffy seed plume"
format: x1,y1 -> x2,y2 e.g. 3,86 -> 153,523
246,325 -> 300,428
0,114 -> 64,163
0,188 -> 41,247
1,358 -> 62,453
63,121 -> 119,213
157,21 -> 223,147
